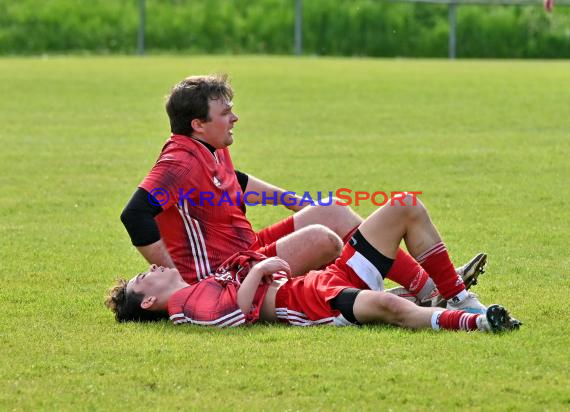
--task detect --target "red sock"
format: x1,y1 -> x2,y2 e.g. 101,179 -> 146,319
342,225 -> 360,244
416,242 -> 464,299
386,249 -> 429,294
434,310 -> 479,331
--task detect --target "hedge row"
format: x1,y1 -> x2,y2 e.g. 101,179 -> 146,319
1,0 -> 569,57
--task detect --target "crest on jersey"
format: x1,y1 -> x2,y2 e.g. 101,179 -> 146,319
213,176 -> 222,187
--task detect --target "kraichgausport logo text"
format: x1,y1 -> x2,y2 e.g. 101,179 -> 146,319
148,188 -> 422,207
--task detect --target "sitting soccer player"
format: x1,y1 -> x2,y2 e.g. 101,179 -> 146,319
106,194 -> 522,332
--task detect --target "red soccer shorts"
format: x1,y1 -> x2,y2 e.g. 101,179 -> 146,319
274,243 -> 384,326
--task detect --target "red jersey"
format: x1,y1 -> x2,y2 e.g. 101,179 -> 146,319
139,134 -> 257,283
167,247 -> 381,329
167,251 -> 269,327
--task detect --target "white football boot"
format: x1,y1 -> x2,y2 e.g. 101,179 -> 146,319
446,291 -> 487,314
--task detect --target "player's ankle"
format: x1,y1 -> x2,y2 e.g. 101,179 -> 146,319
449,289 -> 468,304
416,278 -> 436,301
476,314 -> 490,332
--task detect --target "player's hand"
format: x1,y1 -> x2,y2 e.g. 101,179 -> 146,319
252,257 -> 291,283
544,0 -> 554,12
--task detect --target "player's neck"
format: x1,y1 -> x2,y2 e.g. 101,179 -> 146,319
169,279 -> 191,297
157,280 -> 191,311
190,134 -> 216,154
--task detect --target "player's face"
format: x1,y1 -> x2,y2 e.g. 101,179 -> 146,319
201,98 -> 238,149
127,264 -> 180,298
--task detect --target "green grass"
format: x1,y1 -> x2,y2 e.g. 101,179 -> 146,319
0,56 -> 569,411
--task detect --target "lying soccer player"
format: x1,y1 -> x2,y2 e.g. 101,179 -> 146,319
106,193 -> 521,332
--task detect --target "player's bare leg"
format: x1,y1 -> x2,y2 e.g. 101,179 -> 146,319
352,290 -> 521,332
353,290 -> 441,329
355,193 -> 487,313
293,201 -> 362,241
357,193 -> 441,259
275,224 -> 343,275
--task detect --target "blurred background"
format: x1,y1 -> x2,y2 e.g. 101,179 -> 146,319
1,0 -> 569,58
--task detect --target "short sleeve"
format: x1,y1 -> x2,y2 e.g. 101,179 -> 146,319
139,157 -> 195,211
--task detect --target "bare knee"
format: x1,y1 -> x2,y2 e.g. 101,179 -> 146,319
325,230 -> 344,259
304,224 -> 343,260
371,293 -> 410,327
390,193 -> 427,222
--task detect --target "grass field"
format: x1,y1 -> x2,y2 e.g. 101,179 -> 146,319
0,56 -> 569,411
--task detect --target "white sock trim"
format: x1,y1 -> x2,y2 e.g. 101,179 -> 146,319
431,311 -> 442,331
476,315 -> 488,332
450,289 -> 469,304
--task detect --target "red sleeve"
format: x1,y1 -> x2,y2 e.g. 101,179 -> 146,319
139,156 -> 195,211
212,274 -> 269,325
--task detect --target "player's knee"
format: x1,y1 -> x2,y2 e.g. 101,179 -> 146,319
374,293 -> 409,327
392,193 -> 427,222
306,224 -> 343,260
326,230 -> 343,258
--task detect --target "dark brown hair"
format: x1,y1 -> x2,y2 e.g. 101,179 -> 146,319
105,278 -> 167,322
165,74 -> 234,136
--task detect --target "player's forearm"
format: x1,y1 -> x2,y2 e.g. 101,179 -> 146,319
245,175 -> 304,212
237,268 -> 265,313
136,240 -> 177,269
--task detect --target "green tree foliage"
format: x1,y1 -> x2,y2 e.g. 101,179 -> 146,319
0,0 -> 568,57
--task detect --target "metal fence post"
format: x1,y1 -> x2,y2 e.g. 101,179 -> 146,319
448,1 -> 457,59
138,0 -> 146,55
294,0 -> 303,55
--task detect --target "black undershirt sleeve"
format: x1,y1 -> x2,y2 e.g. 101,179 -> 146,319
120,188 -> 163,247
235,170 -> 249,192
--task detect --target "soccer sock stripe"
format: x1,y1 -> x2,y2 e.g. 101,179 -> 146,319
416,242 -> 446,263
436,310 -> 480,331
